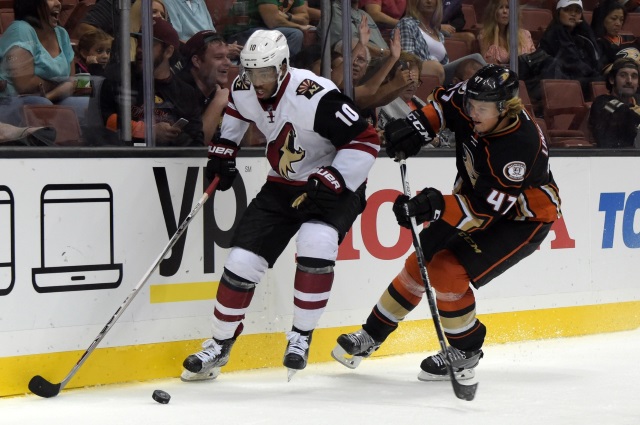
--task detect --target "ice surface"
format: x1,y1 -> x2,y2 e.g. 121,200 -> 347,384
2,329 -> 639,425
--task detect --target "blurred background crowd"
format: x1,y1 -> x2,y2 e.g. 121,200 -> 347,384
0,0 -> 638,148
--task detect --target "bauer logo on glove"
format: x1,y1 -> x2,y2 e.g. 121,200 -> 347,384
291,166 -> 346,214
313,167 -> 344,193
206,139 -> 239,191
208,145 -> 237,157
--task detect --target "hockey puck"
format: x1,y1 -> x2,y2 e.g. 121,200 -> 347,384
152,389 -> 171,404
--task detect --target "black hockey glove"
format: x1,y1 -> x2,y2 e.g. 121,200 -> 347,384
385,110 -> 433,161
392,188 -> 444,229
293,166 -> 345,214
206,139 -> 239,191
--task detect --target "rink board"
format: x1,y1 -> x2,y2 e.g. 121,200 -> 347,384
1,154 -> 639,396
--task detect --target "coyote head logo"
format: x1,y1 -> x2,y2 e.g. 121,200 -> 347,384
267,122 -> 305,179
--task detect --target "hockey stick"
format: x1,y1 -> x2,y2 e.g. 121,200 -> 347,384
398,157 -> 478,401
28,176 -> 221,398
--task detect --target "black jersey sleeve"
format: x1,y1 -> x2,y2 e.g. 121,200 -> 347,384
313,89 -> 371,148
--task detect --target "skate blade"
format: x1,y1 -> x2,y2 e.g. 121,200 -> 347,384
417,368 -> 475,382
287,368 -> 298,382
331,345 -> 364,369
180,367 -> 221,382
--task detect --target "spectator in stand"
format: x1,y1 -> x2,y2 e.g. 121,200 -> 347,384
591,0 -> 640,73
538,0 -> 603,95
392,0 -> 486,85
334,21 -> 413,120
225,0 -> 313,57
323,0 -> 391,61
361,0 -> 407,31
0,0 -> 90,124
177,31 -> 232,145
0,122 -> 56,146
378,56 -> 483,148
163,0 -> 214,42
441,0 -> 477,46
74,28 -> 113,77
76,0 -> 169,63
451,56 -> 483,83
100,17 -> 204,146
306,0 -> 321,25
376,52 -> 430,134
392,0 -> 448,83
128,0 -> 172,62
589,58 -> 640,148
478,0 -> 536,66
291,43 -> 345,85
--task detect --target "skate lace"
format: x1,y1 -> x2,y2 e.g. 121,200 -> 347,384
348,330 -> 374,350
194,339 -> 222,363
431,347 -> 466,367
285,331 -> 310,356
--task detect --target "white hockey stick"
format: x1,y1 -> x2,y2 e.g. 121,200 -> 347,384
28,176 -> 221,398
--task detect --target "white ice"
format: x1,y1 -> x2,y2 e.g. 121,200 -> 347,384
2,328 -> 639,425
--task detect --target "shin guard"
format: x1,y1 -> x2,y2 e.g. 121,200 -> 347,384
292,257 -> 334,332
212,269 -> 256,340
364,252 -> 426,342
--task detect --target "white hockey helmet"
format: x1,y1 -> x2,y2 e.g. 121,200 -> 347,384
240,30 -> 290,95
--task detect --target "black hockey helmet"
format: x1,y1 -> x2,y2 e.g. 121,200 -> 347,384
464,64 -> 519,114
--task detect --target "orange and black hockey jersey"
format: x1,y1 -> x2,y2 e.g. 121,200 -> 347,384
420,82 -> 561,233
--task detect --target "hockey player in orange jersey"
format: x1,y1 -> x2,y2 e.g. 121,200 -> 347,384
333,64 -> 562,381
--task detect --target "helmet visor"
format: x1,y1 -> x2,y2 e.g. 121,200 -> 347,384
464,97 -> 501,120
244,66 -> 278,86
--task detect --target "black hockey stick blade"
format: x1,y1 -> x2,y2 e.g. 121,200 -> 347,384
452,379 -> 478,401
28,375 -> 61,398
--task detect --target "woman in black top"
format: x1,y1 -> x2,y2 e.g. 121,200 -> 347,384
591,0 -> 640,73
539,0 -> 603,95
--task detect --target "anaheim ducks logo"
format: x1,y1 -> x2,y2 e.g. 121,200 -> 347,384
616,47 -> 640,63
266,122 -> 305,180
462,144 -> 479,187
296,79 -> 323,99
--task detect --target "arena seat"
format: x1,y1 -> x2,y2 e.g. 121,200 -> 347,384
590,81 -> 608,100
22,105 -> 84,146
622,13 -> 640,37
0,8 -> 14,34
540,79 -> 594,147
444,38 -> 472,61
521,8 -> 553,44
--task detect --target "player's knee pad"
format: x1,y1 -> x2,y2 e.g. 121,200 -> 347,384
396,252 -> 427,299
296,221 -> 339,262
296,256 -> 334,274
427,250 -> 470,301
221,268 -> 257,290
224,247 -> 268,284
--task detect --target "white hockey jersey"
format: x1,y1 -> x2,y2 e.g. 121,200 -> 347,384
220,68 -> 380,192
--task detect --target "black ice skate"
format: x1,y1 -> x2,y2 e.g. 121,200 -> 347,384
283,328 -> 313,381
331,328 -> 381,369
418,346 -> 483,381
181,337 -> 236,382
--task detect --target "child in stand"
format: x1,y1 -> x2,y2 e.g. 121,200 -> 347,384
75,28 -> 113,76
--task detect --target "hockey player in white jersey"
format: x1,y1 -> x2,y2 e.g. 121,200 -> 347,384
181,30 -> 380,381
